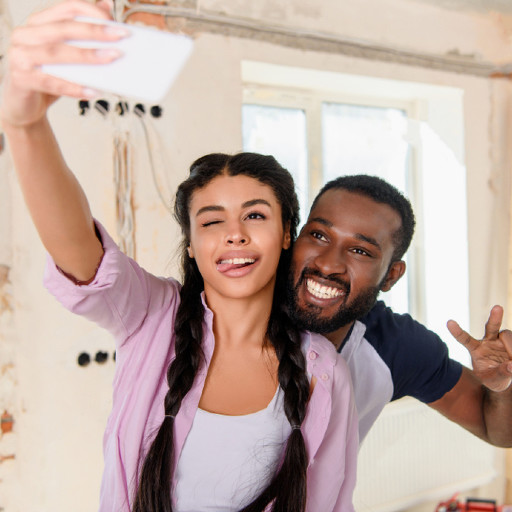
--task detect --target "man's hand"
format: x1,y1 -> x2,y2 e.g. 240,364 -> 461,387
447,305 -> 512,392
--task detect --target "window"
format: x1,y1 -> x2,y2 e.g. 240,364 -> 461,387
242,104 -> 309,223
242,61 -> 470,365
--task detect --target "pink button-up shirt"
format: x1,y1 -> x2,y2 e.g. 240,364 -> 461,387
44,223 -> 358,512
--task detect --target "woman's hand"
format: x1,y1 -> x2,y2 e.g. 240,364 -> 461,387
0,0 -> 127,128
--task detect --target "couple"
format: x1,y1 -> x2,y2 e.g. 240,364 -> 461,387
2,1 -> 512,511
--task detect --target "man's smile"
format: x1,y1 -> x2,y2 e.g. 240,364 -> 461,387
297,268 -> 350,306
305,278 -> 345,300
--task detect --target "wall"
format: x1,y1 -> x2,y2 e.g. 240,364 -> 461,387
0,0 -> 511,510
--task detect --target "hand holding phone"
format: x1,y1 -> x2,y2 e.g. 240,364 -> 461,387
42,17 -> 194,102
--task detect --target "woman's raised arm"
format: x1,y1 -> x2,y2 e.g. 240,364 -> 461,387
0,0 -> 127,281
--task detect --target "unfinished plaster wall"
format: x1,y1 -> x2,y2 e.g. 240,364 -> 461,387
0,0 -> 511,511
0,0 -> 16,503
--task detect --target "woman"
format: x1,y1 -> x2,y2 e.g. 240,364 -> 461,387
0,1 -> 358,511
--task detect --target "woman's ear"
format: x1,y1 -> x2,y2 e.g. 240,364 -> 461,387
187,245 -> 194,259
282,222 -> 292,250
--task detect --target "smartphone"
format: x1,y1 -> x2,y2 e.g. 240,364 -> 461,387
42,17 -> 194,102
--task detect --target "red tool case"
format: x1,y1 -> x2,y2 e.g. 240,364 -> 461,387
436,495 -> 512,512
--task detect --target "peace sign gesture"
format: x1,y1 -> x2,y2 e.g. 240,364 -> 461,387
447,305 -> 512,392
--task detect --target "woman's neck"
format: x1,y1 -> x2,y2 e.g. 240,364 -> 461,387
199,283 -> 279,415
204,286 -> 275,349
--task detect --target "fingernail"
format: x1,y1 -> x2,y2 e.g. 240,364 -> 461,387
96,48 -> 122,59
99,0 -> 114,11
83,88 -> 101,99
104,26 -> 131,37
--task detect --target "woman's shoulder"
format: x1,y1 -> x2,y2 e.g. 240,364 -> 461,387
44,220 -> 183,340
94,220 -> 183,308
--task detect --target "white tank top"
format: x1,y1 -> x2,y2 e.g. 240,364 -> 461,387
174,387 -> 291,512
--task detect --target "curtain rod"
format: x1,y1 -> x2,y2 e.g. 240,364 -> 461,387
116,1 -> 512,78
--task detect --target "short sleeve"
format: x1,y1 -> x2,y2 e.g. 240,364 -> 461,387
361,302 -> 463,403
43,221 -> 180,347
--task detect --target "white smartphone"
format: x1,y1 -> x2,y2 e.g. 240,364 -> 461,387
42,17 -> 193,103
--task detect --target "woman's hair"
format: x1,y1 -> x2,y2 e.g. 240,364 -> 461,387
133,153 -> 310,512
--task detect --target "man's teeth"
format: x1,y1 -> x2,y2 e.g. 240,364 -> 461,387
219,258 -> 255,265
306,279 -> 344,299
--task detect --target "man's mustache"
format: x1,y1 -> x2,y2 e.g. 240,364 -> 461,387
297,267 -> 351,294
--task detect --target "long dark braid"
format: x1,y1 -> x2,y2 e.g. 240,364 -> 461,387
132,253 -> 205,512
240,241 -> 310,512
133,153 -> 309,512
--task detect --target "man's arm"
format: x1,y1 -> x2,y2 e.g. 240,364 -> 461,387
428,305 -> 512,447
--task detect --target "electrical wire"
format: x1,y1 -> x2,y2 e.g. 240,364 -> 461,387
113,129 -> 137,258
134,111 -> 174,214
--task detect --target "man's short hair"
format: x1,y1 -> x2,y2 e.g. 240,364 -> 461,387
311,175 -> 416,262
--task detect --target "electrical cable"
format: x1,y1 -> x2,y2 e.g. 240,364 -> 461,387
134,111 -> 174,214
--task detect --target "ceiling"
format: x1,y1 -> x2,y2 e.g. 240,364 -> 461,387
411,0 -> 512,14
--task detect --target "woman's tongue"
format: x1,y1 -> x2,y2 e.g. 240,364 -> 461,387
217,259 -> 253,273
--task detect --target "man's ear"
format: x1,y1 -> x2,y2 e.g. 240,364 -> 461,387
380,260 -> 406,292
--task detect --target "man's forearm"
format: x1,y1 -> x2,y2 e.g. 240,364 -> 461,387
429,367 -> 511,446
483,386 -> 512,447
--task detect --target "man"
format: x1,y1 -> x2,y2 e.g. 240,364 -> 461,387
287,174 -> 512,445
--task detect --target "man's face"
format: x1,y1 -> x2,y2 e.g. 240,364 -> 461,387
288,189 -> 403,337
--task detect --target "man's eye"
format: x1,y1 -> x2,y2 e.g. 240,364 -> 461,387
352,248 -> 370,256
311,231 -> 327,242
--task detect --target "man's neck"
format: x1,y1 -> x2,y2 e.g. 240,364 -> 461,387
324,322 -> 356,351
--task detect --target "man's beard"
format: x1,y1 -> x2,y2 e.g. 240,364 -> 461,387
287,264 -> 381,334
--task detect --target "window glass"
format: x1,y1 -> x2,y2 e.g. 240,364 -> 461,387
322,102 -> 410,313
242,104 -> 309,223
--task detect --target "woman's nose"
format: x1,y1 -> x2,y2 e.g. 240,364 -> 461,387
227,234 -> 248,245
225,224 -> 249,245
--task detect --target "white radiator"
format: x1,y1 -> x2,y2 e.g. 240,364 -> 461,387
354,398 -> 498,512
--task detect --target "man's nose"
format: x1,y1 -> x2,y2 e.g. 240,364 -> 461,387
313,246 -> 346,275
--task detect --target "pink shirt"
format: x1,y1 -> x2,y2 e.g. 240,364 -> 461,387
44,223 -> 358,512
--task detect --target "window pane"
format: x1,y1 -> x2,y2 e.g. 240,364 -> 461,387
322,103 -> 410,313
322,103 -> 409,190
242,104 -> 309,224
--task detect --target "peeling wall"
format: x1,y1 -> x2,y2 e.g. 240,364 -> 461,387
0,1 -> 511,511
0,264 -> 16,507
194,0 -> 512,64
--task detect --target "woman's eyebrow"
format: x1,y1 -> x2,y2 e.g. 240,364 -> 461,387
242,199 -> 272,209
195,199 -> 271,217
195,205 -> 224,217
